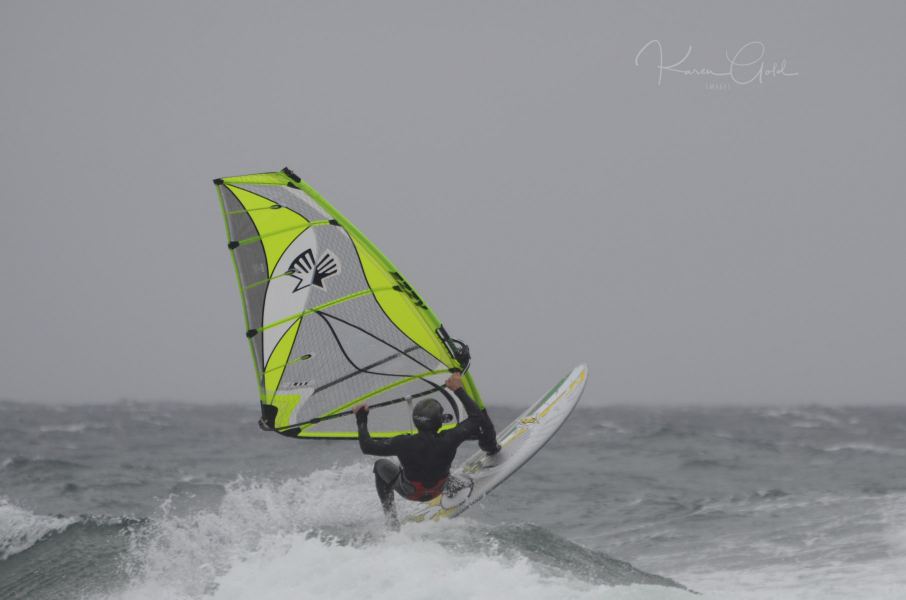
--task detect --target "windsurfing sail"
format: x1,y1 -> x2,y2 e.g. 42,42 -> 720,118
213,168 -> 483,439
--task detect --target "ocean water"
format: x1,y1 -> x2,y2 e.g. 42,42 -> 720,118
1,400 -> 905,599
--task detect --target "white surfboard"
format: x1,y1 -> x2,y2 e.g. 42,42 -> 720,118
405,364 -> 588,523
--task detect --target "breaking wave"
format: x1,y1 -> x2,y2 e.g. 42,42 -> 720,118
102,464 -> 689,600
0,498 -> 76,560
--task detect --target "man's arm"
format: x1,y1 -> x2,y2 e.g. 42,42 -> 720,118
445,373 -> 501,453
354,405 -> 402,456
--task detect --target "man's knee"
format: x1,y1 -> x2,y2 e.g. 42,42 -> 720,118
373,458 -> 400,485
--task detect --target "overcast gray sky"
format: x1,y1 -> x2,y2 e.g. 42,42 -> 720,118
1,1 -> 903,406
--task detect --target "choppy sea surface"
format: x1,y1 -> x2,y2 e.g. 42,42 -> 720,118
1,399 -> 905,599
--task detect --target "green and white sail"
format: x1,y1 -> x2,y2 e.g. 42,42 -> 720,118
214,168 -> 482,439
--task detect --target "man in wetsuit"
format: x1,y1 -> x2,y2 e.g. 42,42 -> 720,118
353,372 -> 500,529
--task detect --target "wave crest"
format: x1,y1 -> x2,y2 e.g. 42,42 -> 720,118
0,498 -> 76,560
111,464 -> 689,599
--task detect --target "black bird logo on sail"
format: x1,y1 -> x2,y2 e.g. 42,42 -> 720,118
288,249 -> 340,292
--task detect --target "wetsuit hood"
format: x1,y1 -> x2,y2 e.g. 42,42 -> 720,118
412,398 -> 444,433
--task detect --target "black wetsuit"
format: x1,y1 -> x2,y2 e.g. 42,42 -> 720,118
356,387 -> 498,519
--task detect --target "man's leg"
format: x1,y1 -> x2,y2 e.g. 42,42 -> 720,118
372,459 -> 401,530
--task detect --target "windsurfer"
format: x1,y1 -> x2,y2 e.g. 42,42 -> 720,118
354,372 -> 500,529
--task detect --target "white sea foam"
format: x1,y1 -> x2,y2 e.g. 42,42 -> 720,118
104,464 -> 693,600
0,497 -> 76,560
38,422 -> 91,433
761,408 -> 842,428
207,534 -> 690,600
676,561 -> 906,600
823,443 -> 906,457
671,492 -> 906,600
595,420 -> 630,434
789,420 -> 822,429
881,492 -> 906,555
